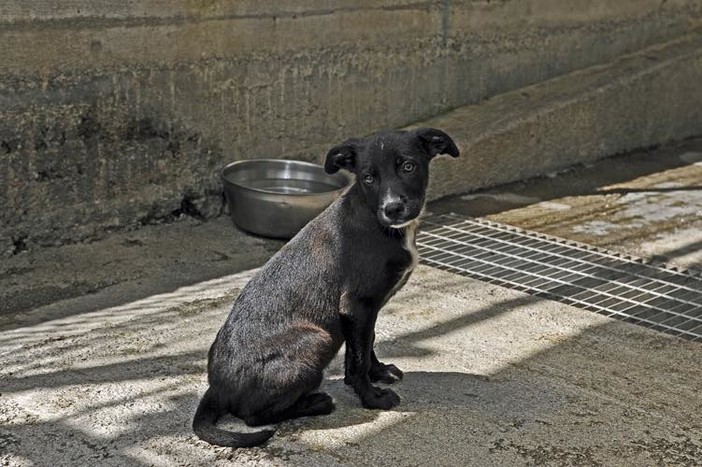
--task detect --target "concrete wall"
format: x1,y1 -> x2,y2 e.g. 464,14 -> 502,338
423,32 -> 702,201
1,1 -> 701,253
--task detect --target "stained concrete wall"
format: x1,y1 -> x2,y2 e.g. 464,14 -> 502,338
1,1 -> 701,253
423,32 -> 702,201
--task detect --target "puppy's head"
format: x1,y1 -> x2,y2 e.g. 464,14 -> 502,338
324,128 -> 459,228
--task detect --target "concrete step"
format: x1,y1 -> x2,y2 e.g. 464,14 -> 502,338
422,30 -> 702,200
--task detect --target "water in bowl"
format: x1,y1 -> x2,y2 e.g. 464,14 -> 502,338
244,178 -> 341,194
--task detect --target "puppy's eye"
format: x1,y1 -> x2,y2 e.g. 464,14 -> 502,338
363,174 -> 375,185
401,161 -> 416,173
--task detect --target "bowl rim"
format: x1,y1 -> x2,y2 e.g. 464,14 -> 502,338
221,159 -> 354,197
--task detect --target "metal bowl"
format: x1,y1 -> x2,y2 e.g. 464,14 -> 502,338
222,159 -> 352,239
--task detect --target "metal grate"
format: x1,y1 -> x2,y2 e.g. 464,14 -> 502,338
417,214 -> 702,341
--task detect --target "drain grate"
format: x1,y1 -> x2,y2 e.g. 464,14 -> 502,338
417,214 -> 702,341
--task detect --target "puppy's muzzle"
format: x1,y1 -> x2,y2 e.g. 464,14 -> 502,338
379,201 -> 415,228
383,201 -> 406,220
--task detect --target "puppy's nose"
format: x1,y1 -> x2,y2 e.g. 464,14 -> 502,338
383,202 -> 405,219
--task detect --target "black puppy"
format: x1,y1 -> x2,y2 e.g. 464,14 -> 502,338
193,128 -> 459,447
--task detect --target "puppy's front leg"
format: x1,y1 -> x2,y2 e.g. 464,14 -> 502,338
341,314 -> 400,410
345,332 -> 403,384
367,331 -> 403,384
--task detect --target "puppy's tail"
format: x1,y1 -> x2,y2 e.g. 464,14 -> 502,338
193,387 -> 275,448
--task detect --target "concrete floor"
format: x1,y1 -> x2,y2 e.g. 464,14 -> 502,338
434,136 -> 702,272
1,139 -> 701,466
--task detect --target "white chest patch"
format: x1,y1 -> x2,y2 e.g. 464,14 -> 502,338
404,220 -> 419,272
385,220 -> 419,304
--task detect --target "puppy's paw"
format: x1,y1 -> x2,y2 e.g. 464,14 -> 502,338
361,387 -> 401,410
369,363 -> 404,384
304,392 -> 336,416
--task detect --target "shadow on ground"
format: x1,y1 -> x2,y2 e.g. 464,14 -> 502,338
2,265 -> 700,466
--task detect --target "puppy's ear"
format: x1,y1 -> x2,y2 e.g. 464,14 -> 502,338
324,138 -> 361,174
413,128 -> 460,159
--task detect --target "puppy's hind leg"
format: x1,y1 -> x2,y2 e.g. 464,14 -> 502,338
244,322 -> 337,427
283,391 -> 335,418
245,391 -> 335,426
